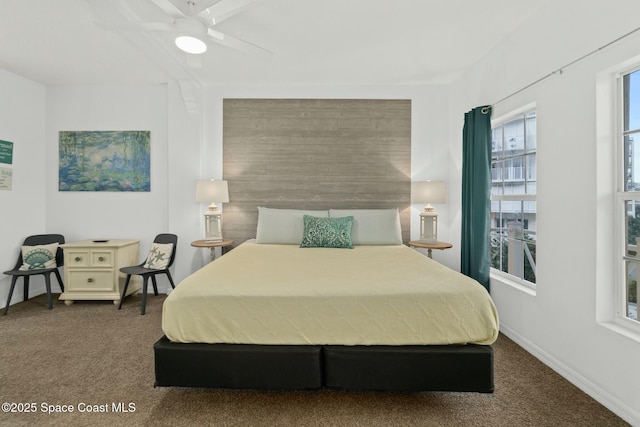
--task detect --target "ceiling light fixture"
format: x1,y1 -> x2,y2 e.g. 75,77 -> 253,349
174,17 -> 208,54
175,35 -> 207,54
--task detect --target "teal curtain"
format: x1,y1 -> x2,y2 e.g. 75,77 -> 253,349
461,106 -> 492,291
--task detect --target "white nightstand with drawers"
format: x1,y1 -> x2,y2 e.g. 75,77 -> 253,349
59,239 -> 141,306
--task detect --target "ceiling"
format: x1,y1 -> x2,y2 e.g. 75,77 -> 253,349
0,0 -> 547,87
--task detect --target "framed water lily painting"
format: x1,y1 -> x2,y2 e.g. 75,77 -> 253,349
59,130 -> 150,192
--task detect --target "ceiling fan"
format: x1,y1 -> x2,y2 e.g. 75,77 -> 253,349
96,0 -> 273,58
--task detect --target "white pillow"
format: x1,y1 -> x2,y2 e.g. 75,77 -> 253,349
256,207 -> 329,244
329,208 -> 402,245
19,243 -> 59,270
143,243 -> 173,269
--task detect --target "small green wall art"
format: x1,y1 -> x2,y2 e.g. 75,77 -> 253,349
59,131 -> 150,192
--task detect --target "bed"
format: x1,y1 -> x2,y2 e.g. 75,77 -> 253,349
154,208 -> 499,392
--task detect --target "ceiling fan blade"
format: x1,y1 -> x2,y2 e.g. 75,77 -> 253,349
207,27 -> 272,58
150,0 -> 184,17
202,0 -> 263,25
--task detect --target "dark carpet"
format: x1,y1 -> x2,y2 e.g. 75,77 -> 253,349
0,294 -> 628,426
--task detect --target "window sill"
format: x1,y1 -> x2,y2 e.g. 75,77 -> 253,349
490,270 -> 537,296
597,321 -> 640,344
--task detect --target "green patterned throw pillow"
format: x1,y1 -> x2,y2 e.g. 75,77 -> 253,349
143,243 -> 173,269
19,243 -> 59,270
300,215 -> 354,249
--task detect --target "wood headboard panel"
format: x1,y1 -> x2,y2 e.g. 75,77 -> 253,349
222,99 -> 411,246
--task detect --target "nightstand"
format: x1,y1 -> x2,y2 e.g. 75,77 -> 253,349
408,240 -> 453,259
59,239 -> 141,305
191,239 -> 234,261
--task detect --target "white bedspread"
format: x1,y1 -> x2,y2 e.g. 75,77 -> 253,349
162,241 -> 499,346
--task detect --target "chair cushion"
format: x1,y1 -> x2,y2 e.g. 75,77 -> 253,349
19,243 -> 58,271
143,243 -> 173,269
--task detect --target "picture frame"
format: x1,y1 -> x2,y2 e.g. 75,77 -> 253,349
58,130 -> 150,192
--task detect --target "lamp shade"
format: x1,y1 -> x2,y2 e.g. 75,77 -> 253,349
411,180 -> 447,205
195,180 -> 229,203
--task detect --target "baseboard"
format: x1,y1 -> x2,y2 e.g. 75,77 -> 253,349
499,324 -> 640,426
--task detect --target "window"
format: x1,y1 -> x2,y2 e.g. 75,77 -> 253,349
619,68 -> 640,324
490,108 -> 537,287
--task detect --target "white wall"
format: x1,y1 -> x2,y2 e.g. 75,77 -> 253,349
44,83 -> 202,290
165,82 -> 210,276
204,84 -> 455,266
0,69 -> 47,306
448,1 -> 640,423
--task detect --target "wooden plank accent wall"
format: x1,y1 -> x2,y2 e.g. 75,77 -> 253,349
222,99 -> 411,245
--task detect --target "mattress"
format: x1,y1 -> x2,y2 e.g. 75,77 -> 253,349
162,241 -> 499,346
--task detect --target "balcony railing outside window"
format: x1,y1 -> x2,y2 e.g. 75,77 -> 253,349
492,166 -> 524,182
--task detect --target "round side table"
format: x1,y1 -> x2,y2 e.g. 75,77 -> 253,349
191,239 -> 234,261
408,240 -> 452,259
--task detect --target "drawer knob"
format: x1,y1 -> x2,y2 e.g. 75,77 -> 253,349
75,257 -> 82,262
87,278 -> 94,283
98,257 -> 105,262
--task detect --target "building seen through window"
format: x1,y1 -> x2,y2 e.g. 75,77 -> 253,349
490,110 -> 537,286
622,68 -> 640,321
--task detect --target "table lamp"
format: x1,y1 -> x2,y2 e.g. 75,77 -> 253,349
411,180 -> 447,243
195,179 -> 229,242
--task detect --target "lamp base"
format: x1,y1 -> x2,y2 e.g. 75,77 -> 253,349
419,212 -> 438,244
418,238 -> 438,244
204,210 -> 223,243
204,237 -> 223,242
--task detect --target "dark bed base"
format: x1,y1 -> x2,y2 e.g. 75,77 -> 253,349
154,336 -> 494,393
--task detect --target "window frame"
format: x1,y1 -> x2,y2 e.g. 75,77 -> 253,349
614,64 -> 640,334
489,104 -> 538,290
